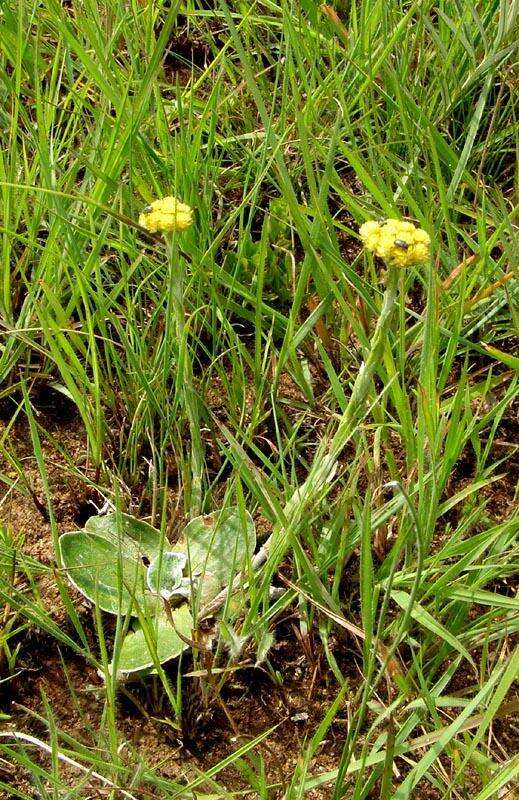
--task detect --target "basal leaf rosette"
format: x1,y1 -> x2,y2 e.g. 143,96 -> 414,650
59,508 -> 256,677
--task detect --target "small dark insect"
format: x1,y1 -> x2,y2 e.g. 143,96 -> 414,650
394,239 -> 409,250
142,204 -> 153,213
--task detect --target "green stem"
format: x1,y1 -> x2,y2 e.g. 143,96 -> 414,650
283,266 -> 400,521
202,268 -> 401,616
166,236 -> 203,517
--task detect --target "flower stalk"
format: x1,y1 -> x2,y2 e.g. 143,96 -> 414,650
279,220 -> 429,528
166,236 -> 203,517
209,217 -> 430,607
202,266 -> 401,618
138,196 -> 203,517
273,266 -> 400,536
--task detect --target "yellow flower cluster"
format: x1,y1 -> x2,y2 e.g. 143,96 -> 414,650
359,219 -> 430,267
139,196 -> 193,234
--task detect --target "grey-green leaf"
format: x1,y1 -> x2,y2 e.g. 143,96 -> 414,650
147,551 -> 186,599
59,531 -> 148,615
84,512 -> 165,561
178,507 -> 256,590
114,604 -> 193,677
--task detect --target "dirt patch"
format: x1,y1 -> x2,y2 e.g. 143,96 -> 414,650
0,401 -> 95,624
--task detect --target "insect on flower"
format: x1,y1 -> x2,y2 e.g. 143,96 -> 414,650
359,218 -> 430,267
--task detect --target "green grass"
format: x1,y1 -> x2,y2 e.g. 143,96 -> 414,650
0,0 -> 518,797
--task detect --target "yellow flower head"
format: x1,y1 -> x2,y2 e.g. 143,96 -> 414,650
359,218 -> 430,267
139,196 -> 193,235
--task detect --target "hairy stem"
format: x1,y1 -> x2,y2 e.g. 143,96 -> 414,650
201,267 -> 401,617
166,236 -> 203,517
283,266 -> 400,522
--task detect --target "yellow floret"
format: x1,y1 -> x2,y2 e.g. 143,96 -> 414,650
359,218 -> 430,267
139,196 -> 193,234
359,220 -> 382,253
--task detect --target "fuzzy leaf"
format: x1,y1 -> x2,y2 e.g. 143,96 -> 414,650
177,507 -> 256,590
147,551 -> 187,600
84,512 -> 165,561
115,604 -> 193,677
481,343 -> 519,372
59,531 -> 148,615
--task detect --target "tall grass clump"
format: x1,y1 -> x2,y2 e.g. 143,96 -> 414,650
0,0 -> 517,798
